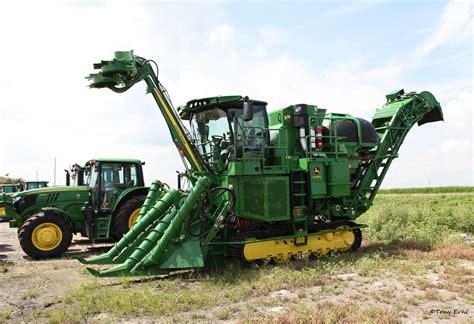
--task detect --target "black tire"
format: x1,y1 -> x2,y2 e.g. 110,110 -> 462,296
18,212 -> 72,259
111,195 -> 145,241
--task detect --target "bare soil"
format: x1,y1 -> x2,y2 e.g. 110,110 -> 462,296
0,222 -> 110,318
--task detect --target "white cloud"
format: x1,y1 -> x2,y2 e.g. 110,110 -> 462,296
416,0 -> 472,57
255,25 -> 287,57
260,26 -> 287,46
442,91 -> 473,132
208,24 -> 235,48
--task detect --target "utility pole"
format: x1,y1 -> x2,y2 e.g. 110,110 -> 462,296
36,170 -> 38,180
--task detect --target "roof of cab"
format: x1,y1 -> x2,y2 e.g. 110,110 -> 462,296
86,158 -> 143,165
179,95 -> 267,120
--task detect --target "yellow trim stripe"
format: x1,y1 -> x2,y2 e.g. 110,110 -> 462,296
153,88 -> 202,172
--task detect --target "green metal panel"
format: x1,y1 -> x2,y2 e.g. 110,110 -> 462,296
309,161 -> 327,197
236,176 -> 289,222
268,178 -> 290,219
242,180 -> 265,216
327,161 -> 350,197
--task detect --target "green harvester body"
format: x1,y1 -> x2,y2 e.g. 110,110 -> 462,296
78,51 -> 444,276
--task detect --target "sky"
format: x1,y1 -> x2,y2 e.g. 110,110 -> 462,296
0,0 -> 472,188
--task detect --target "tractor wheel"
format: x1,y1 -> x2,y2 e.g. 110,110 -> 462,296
18,212 -> 72,259
111,195 -> 145,241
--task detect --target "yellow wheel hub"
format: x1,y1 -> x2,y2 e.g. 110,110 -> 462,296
31,223 -> 62,251
128,208 -> 141,229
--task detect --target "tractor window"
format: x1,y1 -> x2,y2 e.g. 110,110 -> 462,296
25,182 -> 48,190
228,105 -> 269,158
2,186 -> 15,193
88,162 -> 139,211
191,108 -> 231,157
129,165 -> 138,186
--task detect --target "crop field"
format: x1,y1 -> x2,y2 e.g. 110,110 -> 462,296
0,188 -> 473,323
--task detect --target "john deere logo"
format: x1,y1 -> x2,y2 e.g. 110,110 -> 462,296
313,167 -> 320,175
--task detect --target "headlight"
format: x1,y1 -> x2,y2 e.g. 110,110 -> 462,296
13,194 -> 37,214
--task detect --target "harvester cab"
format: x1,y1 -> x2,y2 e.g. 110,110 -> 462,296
78,51 -> 443,277
183,96 -> 269,172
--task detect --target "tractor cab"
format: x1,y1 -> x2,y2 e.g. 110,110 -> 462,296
85,159 -> 144,212
81,158 -> 148,240
181,96 -> 269,169
0,184 -> 19,194
19,181 -> 49,191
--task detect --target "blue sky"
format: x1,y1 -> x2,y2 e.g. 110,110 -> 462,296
0,0 -> 472,187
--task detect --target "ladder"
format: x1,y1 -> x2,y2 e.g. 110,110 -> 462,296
290,171 -> 309,243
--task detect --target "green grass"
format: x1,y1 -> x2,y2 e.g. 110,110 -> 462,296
379,186 -> 474,194
359,192 -> 474,246
30,191 -> 474,322
0,308 -> 14,322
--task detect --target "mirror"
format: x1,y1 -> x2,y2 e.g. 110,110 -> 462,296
243,101 -> 254,121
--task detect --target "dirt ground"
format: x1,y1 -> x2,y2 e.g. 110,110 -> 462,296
0,222 -> 473,323
0,222 -> 110,318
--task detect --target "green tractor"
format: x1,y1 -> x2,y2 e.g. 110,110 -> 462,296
0,184 -> 19,221
1,182 -> 47,221
77,51 -> 444,277
3,158 -> 153,258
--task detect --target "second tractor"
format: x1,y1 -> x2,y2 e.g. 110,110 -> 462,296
3,158 -> 153,258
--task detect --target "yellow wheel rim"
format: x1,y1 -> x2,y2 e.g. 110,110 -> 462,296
128,208 -> 141,229
31,222 -> 62,251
